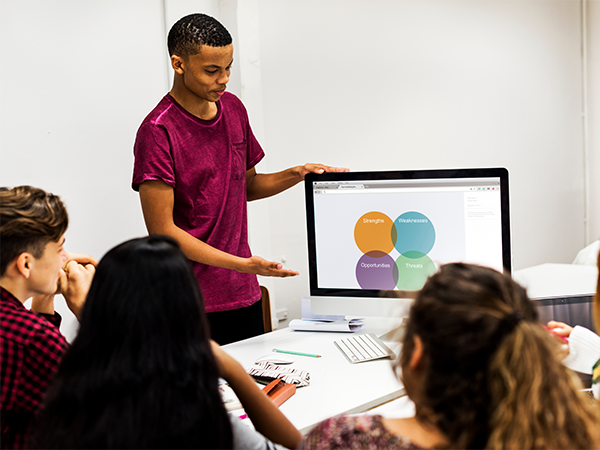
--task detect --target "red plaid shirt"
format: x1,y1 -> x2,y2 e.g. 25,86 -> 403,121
0,287 -> 68,449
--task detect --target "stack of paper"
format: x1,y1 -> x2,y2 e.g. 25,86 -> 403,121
289,318 -> 364,332
288,297 -> 364,333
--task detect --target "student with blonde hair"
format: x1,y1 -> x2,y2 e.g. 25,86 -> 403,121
300,263 -> 600,449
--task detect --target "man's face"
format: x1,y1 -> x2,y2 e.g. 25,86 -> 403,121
180,44 -> 233,103
28,235 -> 68,296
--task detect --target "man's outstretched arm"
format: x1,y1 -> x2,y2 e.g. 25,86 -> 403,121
139,180 -> 298,277
246,163 -> 349,201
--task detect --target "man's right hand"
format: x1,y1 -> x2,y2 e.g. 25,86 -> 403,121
244,255 -> 299,277
59,260 -> 95,319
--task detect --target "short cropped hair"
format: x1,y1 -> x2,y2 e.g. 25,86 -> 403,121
0,186 -> 68,277
167,13 -> 232,58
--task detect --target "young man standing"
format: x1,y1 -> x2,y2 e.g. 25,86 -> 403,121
132,13 -> 347,344
0,186 -> 96,449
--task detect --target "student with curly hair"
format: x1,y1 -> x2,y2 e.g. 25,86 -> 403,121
33,235 -> 301,449
300,263 -> 600,449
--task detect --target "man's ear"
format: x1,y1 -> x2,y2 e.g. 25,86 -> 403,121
409,334 -> 424,370
171,55 -> 185,74
15,253 -> 32,279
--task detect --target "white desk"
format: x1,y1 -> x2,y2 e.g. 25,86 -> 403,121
222,317 -> 406,434
222,264 -> 596,434
513,263 -> 598,299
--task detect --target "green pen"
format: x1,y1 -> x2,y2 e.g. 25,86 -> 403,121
272,348 -> 322,358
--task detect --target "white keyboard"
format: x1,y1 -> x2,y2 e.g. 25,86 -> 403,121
334,333 -> 395,364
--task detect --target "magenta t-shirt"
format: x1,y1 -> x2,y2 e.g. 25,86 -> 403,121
132,92 -> 264,312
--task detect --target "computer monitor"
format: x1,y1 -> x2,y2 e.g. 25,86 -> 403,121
305,168 -> 511,317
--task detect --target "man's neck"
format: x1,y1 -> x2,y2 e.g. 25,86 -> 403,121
0,278 -> 28,304
169,81 -> 218,120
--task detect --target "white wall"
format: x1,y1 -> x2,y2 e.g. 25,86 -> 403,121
0,0 -> 170,339
1,0 -> 598,333
587,0 -> 600,244
0,0 -> 164,258
250,0 -> 598,325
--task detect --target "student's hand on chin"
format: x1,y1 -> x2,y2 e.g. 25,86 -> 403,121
65,252 -> 99,268
59,260 -> 96,318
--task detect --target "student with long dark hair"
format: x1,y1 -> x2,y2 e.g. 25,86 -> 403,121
33,236 -> 301,449
300,263 -> 600,449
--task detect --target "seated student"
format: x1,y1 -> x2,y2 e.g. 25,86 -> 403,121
0,186 -> 96,449
546,247 -> 600,399
33,235 -> 302,449
300,263 -> 600,450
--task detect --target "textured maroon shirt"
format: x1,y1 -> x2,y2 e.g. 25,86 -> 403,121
300,415 -> 423,450
132,92 -> 265,313
0,287 -> 68,449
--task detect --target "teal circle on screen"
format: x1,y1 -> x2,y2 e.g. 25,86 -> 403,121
393,211 -> 435,257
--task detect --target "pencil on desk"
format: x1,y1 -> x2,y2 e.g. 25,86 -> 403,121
273,348 -> 321,358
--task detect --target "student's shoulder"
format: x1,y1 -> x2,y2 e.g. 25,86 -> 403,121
0,302 -> 64,347
220,92 -> 248,113
221,91 -> 242,104
300,415 -> 366,449
300,415 -> 420,450
134,97 -> 185,144
138,95 -> 181,126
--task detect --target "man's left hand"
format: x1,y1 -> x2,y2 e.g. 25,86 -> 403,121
297,163 -> 349,179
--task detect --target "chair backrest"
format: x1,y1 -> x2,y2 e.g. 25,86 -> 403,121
260,285 -> 273,333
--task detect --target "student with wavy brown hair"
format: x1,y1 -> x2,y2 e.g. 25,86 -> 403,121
300,263 -> 600,450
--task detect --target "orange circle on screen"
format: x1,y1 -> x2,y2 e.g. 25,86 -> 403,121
354,211 -> 395,256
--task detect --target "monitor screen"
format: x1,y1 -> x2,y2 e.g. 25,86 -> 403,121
304,168 -> 511,314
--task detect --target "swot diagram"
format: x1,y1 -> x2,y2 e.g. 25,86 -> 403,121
354,211 -> 437,291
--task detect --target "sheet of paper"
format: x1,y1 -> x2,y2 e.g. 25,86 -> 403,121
289,318 -> 364,333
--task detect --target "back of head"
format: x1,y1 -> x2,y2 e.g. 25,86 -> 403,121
75,235 -> 211,359
0,185 -> 68,277
397,263 -> 600,449
168,13 -> 232,58
34,236 -> 232,449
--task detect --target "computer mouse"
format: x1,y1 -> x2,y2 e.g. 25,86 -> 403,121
254,354 -> 294,365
